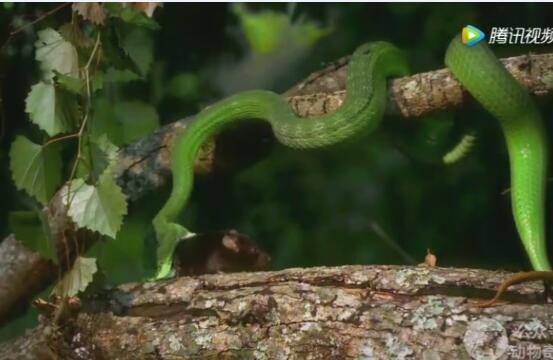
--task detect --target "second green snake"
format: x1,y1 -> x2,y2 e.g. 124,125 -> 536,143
153,34 -> 550,279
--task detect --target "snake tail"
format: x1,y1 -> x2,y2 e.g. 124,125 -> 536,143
445,35 -> 550,271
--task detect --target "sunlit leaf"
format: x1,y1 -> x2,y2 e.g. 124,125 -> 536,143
62,168 -> 127,238
25,82 -> 79,136
9,136 -> 62,204
53,256 -> 97,297
232,4 -> 332,54
232,4 -> 288,54
35,28 -> 79,79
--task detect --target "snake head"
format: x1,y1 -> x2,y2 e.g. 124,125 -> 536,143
151,219 -> 193,280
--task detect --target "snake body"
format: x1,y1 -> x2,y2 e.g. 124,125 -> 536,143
446,36 -> 550,271
153,34 -> 550,279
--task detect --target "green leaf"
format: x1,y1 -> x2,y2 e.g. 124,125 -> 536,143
167,73 -> 200,100
25,82 -> 79,136
233,4 -> 289,54
120,7 -> 159,29
8,211 -> 57,263
59,23 -> 93,48
114,101 -> 159,144
103,67 -> 140,83
55,71 -> 84,95
101,24 -> 140,73
35,28 -> 79,79
92,71 -> 104,92
9,136 -> 62,204
53,256 -> 97,297
77,134 -> 119,179
119,27 -> 154,75
90,97 -> 123,145
291,21 -> 334,48
62,168 -> 127,238
232,4 -> 332,54
90,98 -> 159,146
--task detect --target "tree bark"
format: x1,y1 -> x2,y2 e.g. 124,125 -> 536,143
1,265 -> 552,359
1,51 -> 552,327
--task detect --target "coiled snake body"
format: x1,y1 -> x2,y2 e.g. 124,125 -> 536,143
152,34 -> 550,279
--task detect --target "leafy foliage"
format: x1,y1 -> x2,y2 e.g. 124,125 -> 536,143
25,82 -> 79,136
53,256 -> 98,297
232,4 -> 332,54
34,28 -> 79,79
9,136 -> 62,205
7,3 -> 161,312
62,167 -> 127,239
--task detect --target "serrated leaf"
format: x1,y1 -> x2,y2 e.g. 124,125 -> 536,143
77,134 -> 119,179
62,168 -> 127,238
10,136 -> 62,204
25,82 -> 79,136
101,24 -> 141,73
53,256 -> 97,297
35,28 -> 79,79
9,211 -> 57,263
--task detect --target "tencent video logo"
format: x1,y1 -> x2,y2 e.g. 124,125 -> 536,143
462,25 -> 485,46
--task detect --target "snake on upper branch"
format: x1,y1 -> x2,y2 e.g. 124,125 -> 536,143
151,33 -> 551,280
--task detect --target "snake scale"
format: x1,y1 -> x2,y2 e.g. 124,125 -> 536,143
152,33 -> 550,279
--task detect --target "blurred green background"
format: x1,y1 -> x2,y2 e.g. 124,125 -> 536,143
1,2 -> 553,337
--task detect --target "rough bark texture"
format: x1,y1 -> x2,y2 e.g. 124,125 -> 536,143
1,265 -> 553,359
286,53 -> 553,119
0,235 -> 56,324
1,51 -> 552,328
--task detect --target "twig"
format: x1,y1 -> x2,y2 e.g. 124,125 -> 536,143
41,132 -> 79,148
1,3 -> 70,50
66,32 -> 101,184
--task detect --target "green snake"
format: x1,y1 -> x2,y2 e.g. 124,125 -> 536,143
152,34 -> 550,279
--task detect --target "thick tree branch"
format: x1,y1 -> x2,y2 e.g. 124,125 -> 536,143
1,265 -> 552,359
1,51 -> 552,327
286,52 -> 553,118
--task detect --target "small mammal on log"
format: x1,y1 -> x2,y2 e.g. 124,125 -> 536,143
173,229 -> 271,276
